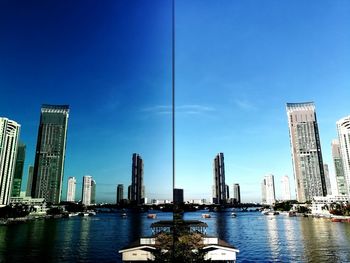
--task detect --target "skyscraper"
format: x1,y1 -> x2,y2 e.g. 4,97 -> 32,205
130,153 -> 144,205
323,164 -> 332,196
91,179 -> 96,205
0,118 -> 20,205
286,102 -> 326,202
82,175 -> 92,206
226,184 -> 229,200
174,188 -> 184,205
261,174 -> 276,205
233,183 -> 241,204
336,116 -> 350,195
26,165 -> 34,197
32,104 -> 69,204
212,153 -> 226,204
11,142 -> 26,197
116,184 -> 124,204
66,177 -> 76,202
281,175 -> 291,201
331,139 -> 348,195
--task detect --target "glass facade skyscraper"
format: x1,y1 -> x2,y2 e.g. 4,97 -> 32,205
26,165 -> 34,197
233,183 -> 241,204
212,152 -> 226,204
32,104 -> 69,204
11,142 -> 26,197
130,153 -> 144,205
116,184 -> 124,204
286,102 -> 326,202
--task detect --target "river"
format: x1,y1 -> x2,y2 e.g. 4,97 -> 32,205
0,211 -> 349,262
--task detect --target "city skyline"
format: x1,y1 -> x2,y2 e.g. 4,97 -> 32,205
1,1 -> 350,202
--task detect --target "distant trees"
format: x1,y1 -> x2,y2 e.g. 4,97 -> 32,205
0,204 -> 31,218
329,202 -> 350,216
152,232 -> 209,262
273,200 -> 297,211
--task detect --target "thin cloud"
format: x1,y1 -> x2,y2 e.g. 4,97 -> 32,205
141,104 -> 216,115
141,105 -> 172,115
177,105 -> 215,114
235,100 -> 257,111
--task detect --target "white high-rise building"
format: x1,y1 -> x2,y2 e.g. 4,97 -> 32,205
336,116 -> 350,195
66,177 -> 76,202
262,174 -> 276,205
82,175 -> 92,205
281,175 -> 291,201
331,139 -> 348,195
286,102 -> 326,202
0,118 -> 20,206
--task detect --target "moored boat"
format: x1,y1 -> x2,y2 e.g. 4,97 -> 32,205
147,214 -> 157,219
201,213 -> 211,218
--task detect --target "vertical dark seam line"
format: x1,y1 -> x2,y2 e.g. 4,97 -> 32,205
172,0 -> 176,261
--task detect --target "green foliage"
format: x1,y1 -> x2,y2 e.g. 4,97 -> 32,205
297,206 -> 310,214
273,201 -> 296,211
0,204 -> 31,218
329,202 -> 350,216
152,231 -> 209,262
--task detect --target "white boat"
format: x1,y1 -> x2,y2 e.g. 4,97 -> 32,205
68,212 -> 79,217
262,209 -> 279,215
78,212 -> 90,217
231,212 -> 237,217
88,211 -> 96,216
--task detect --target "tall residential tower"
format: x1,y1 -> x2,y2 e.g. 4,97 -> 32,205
116,184 -> 124,204
336,116 -> 350,195
286,102 -> 326,202
281,175 -> 291,201
331,139 -> 348,195
130,153 -> 144,205
0,118 -> 20,205
261,174 -> 276,205
233,183 -> 241,204
11,142 -> 26,197
82,175 -> 92,206
32,105 -> 69,204
212,153 -> 226,204
66,177 -> 76,202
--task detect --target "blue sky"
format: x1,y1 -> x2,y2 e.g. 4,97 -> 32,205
1,1 -> 350,203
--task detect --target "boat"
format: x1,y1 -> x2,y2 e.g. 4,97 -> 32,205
288,211 -> 297,217
262,209 -> 279,216
201,213 -> 211,218
121,213 -> 127,218
88,211 -> 96,216
78,212 -> 90,217
231,212 -> 237,217
147,214 -> 157,219
68,212 -> 79,217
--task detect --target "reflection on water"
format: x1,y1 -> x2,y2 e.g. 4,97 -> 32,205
185,211 -> 350,262
0,212 -> 350,262
265,217 -> 279,260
